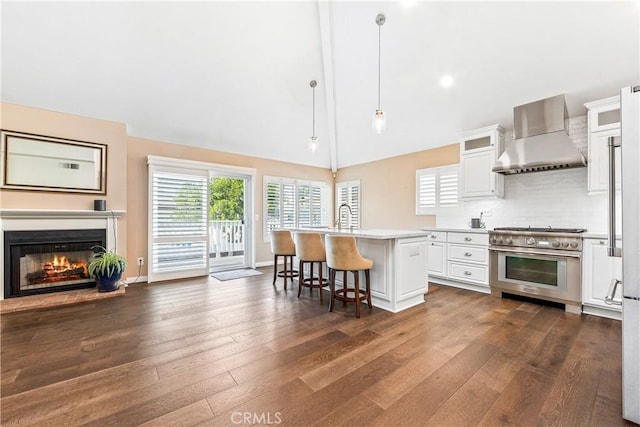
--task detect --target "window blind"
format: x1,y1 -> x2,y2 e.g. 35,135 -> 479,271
149,168 -> 209,282
335,180 -> 361,228
263,177 -> 327,240
416,166 -> 459,214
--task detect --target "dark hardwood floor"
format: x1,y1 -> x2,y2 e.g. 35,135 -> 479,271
1,268 -> 632,426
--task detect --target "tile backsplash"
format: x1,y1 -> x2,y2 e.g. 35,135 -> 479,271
437,116 -> 618,233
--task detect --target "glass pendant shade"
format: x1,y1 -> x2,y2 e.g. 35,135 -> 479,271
373,109 -> 386,134
309,136 -> 318,153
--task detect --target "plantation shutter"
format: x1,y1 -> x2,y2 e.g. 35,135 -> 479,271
263,177 -> 327,240
416,166 -> 459,214
265,182 -> 281,237
439,168 -> 459,207
148,166 -> 208,283
335,180 -> 361,228
297,185 -> 311,228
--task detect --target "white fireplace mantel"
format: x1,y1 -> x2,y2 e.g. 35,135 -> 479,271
0,209 -> 126,300
0,209 -> 126,219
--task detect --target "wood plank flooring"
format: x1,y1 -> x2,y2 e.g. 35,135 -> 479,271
0,268 -> 633,426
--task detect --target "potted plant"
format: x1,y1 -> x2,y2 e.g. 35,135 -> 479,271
88,246 -> 127,292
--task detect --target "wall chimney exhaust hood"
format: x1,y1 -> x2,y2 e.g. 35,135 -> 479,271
492,94 -> 586,174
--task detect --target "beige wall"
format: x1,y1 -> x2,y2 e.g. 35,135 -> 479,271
335,144 -> 460,229
0,102 -> 128,258
127,136 -> 333,277
1,101 -> 459,281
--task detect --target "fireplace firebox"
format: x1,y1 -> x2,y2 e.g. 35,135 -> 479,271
4,229 -> 106,298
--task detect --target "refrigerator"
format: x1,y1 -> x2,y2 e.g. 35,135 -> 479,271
610,85 -> 640,424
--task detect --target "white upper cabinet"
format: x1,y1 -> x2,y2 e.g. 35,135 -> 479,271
585,96 -> 621,194
460,124 -> 504,199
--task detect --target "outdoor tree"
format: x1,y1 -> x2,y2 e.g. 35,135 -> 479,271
210,177 -> 244,220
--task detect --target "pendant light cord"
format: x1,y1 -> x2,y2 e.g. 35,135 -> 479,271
312,84 -> 316,137
377,23 -> 381,110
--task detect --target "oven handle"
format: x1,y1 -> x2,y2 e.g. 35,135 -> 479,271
488,246 -> 582,258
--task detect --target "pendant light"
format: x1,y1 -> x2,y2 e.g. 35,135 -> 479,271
309,80 -> 319,153
373,13 -> 386,134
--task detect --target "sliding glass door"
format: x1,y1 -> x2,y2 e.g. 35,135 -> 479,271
209,175 -> 250,272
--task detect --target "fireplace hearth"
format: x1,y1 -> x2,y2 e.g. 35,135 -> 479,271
4,229 -> 106,298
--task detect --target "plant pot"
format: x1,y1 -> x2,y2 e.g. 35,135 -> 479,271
96,271 -> 122,293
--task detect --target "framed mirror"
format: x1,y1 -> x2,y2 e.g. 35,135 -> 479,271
1,130 -> 107,194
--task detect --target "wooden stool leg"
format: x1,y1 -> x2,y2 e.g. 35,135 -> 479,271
284,255 -> 290,290
318,262 -> 324,303
272,255 -> 278,285
366,269 -> 372,308
354,270 -> 361,318
328,268 -> 335,312
342,271 -> 347,307
309,262 -> 314,294
297,259 -> 303,298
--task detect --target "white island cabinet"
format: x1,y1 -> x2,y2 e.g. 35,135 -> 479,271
290,228 -> 430,313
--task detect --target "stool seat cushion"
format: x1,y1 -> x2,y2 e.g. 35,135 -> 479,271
325,235 -> 373,271
294,232 -> 326,262
270,230 -> 296,256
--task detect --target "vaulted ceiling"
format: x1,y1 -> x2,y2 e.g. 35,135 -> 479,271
1,1 -> 638,171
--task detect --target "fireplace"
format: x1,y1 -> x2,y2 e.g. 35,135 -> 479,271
3,229 -> 106,298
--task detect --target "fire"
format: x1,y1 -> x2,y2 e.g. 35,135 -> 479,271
44,255 -> 87,276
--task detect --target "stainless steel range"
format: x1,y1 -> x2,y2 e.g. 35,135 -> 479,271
488,227 -> 585,314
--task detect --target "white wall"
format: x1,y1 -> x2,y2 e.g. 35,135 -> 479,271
436,116 -> 618,233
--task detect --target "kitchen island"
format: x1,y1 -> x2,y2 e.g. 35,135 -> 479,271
290,228 -> 430,313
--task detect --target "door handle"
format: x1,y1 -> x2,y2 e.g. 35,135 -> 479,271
604,278 -> 623,305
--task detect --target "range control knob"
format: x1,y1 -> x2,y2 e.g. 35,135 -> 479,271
490,237 -> 497,244
570,241 -> 579,249
552,241 -> 560,248
525,237 -> 536,245
505,238 -> 512,244
561,241 -> 570,248
498,238 -> 504,244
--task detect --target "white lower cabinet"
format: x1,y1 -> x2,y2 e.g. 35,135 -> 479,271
427,230 -> 489,294
426,232 -> 447,277
582,237 -> 622,320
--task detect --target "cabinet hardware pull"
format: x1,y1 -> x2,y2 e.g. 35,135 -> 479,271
464,237 -> 472,241
464,271 -> 472,275
464,252 -> 472,257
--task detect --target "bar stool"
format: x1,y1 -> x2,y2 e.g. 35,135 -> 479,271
270,230 -> 299,290
294,232 -> 329,302
325,235 -> 373,318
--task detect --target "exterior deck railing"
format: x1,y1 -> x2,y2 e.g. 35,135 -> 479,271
209,220 -> 244,258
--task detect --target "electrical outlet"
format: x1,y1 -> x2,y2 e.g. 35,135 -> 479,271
481,209 -> 492,217
137,257 -> 144,266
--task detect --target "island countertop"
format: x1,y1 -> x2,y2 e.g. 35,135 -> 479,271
289,227 -> 431,240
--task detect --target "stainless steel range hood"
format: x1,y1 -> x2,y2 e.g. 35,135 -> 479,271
492,94 -> 587,174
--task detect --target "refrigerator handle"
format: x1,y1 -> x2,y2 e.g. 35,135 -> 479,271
608,136 -> 622,257
604,278 -> 623,305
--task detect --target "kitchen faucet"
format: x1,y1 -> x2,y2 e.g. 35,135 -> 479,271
335,203 -> 353,229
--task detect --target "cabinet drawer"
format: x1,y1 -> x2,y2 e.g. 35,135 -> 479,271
448,262 -> 488,285
426,231 -> 447,242
447,232 -> 488,246
448,244 -> 488,264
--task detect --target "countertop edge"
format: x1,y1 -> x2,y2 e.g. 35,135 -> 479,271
420,227 -> 489,234
288,228 -> 431,240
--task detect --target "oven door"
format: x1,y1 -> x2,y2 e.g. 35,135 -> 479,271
489,247 -> 581,303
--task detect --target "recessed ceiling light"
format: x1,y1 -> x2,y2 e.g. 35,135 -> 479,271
440,75 -> 454,88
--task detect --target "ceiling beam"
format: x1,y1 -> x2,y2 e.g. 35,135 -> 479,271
317,0 -> 338,173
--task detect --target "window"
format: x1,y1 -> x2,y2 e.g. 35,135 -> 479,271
335,180 -> 361,228
264,176 -> 327,240
148,166 -> 209,282
416,165 -> 459,214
